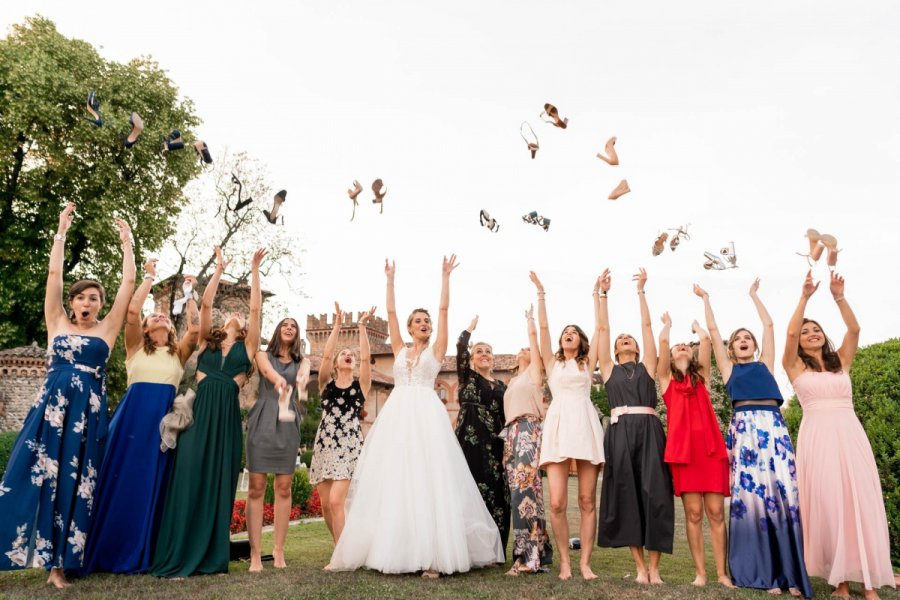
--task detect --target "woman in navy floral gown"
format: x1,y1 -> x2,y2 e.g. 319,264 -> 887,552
0,203 -> 135,588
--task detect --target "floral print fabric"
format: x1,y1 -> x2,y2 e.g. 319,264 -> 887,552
0,335 -> 109,571
502,417 -> 552,572
309,379 -> 365,485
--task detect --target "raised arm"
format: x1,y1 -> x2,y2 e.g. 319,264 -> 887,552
243,248 -> 267,359
177,275 -> 200,365
200,247 -> 231,346
99,219 -> 137,348
358,306 -> 376,399
45,203 -> 76,336
594,269 -> 614,380
694,320 -> 712,386
829,272 -> 860,369
530,271 -> 554,373
657,312 -> 672,390
256,350 -> 287,393
525,305 -> 544,389
749,278 -> 776,373
634,268 -> 658,375
318,302 -> 344,392
782,270 -> 818,380
457,315 -> 477,383
296,357 -> 311,402
124,259 -> 158,358
385,259 -> 404,356
432,254 -> 459,362
694,284 -> 732,382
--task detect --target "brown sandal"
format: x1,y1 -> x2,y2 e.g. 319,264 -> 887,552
520,122 -> 540,158
540,103 -> 568,129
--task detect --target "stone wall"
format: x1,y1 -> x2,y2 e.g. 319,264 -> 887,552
0,343 -> 47,432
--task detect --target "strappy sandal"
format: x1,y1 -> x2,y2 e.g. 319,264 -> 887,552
372,179 -> 386,214
124,112 -> 143,148
608,179 -> 630,200
520,122 -> 539,158
668,224 -> 690,251
86,90 -> 103,126
797,228 -> 825,265
232,173 -> 253,212
539,216 -> 550,231
703,251 -> 725,270
522,210 -> 538,224
720,241 -> 738,266
540,103 -> 568,129
596,136 -> 618,165
264,189 -> 286,225
480,209 -> 500,232
652,232 -> 668,256
819,233 -> 839,270
347,180 -> 362,221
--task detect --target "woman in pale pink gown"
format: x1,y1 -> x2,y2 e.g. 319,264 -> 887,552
782,271 -> 894,600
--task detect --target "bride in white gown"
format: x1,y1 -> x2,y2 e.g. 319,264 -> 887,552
328,256 -> 504,576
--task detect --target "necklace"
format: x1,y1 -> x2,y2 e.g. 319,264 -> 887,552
621,362 -> 637,380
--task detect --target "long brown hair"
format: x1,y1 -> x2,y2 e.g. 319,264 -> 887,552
670,343 -> 705,386
267,317 -> 304,363
142,314 -> 177,355
797,318 -> 842,373
555,324 -> 590,368
205,326 -> 247,352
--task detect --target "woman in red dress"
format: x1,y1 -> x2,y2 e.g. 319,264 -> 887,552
657,313 -> 733,589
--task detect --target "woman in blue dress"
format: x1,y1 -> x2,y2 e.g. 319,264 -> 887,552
0,203 -> 135,588
81,261 -> 200,574
694,280 -> 812,597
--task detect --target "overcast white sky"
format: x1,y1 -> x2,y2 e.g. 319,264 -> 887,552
3,1 -> 899,396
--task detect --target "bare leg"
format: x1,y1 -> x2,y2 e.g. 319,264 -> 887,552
629,546 -> 649,584
681,493 -> 707,585
648,550 -> 664,584
703,493 -> 734,588
831,582 -> 851,598
576,460 -> 600,580
272,473 -> 293,568
329,479 -> 352,543
318,481 -> 335,540
47,568 -> 71,588
246,472 -> 268,572
862,587 -> 881,600
545,462 -> 572,580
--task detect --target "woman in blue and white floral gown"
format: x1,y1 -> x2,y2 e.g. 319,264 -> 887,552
0,204 -> 135,588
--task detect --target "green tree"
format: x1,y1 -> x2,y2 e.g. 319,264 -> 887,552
300,389 -> 323,448
0,16 -> 201,349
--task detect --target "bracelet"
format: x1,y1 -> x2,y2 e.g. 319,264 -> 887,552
834,296 -> 845,302
53,233 -> 65,242
143,274 -> 155,281
637,290 -> 645,295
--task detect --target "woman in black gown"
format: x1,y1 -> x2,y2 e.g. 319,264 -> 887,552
594,268 -> 674,585
454,316 -> 510,556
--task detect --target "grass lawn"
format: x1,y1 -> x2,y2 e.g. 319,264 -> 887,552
1,477 -> 897,599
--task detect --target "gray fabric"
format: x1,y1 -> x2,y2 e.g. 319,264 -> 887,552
246,354 -> 301,473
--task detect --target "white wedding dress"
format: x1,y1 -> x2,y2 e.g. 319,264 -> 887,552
329,345 -> 504,574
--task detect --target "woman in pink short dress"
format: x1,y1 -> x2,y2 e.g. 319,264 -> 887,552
783,271 -> 894,600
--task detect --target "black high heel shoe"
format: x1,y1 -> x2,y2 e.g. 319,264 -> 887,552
479,209 -> 500,232
86,90 -> 103,126
263,189 -> 286,225
124,112 -> 143,148
193,140 -> 213,164
161,130 -> 185,153
230,173 -> 253,211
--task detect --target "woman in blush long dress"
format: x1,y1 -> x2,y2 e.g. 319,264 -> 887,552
328,256 -> 503,577
0,204 -> 135,588
783,271 -> 894,600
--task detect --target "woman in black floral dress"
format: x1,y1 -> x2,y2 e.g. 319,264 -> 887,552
454,316 -> 510,556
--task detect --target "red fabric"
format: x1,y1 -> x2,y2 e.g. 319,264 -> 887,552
663,376 -> 729,496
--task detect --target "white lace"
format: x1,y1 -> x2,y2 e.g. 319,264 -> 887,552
393,346 -> 441,387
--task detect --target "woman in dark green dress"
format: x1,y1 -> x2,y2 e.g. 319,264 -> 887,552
151,247 -> 267,578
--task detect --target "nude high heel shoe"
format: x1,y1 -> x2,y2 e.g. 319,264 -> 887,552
652,232 -> 668,256
819,233 -> 839,270
797,228 -> 825,265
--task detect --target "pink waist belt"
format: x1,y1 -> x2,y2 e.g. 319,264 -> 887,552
610,406 -> 656,424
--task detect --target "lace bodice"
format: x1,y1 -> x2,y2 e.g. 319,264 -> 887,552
393,345 -> 441,388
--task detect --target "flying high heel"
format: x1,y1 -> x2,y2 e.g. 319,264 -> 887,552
347,180 -> 362,221
608,179 -> 630,200
124,112 -> 143,148
86,90 -> 103,126
193,140 -> 213,164
277,386 -> 296,422
520,122 -> 539,158
797,228 -> 825,265
161,130 -> 185,153
820,233 -> 840,270
479,209 -> 500,232
230,173 -> 253,211
652,232 -> 668,256
540,103 -> 568,129
596,136 -> 618,165
522,211 -> 538,224
372,179 -> 386,214
263,189 -> 287,225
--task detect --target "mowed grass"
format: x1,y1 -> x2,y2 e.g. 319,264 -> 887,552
2,477 -> 897,600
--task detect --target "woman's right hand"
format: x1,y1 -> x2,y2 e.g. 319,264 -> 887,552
595,268 -> 611,293
143,259 -> 158,278
525,305 -> 536,333
274,375 -> 288,394
58,203 -> 76,235
214,246 -> 232,273
384,258 -> 395,280
801,270 -> 819,298
467,315 -> 479,332
693,283 -> 708,299
660,312 -> 672,328
529,271 -> 544,293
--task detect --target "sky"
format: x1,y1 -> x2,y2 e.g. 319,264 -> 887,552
3,1 -> 899,396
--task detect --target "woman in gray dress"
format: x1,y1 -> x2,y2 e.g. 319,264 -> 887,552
245,317 -> 310,571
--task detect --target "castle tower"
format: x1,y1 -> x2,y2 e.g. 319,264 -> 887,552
305,312 -> 389,355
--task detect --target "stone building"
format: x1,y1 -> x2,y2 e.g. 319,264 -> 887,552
0,343 -> 46,432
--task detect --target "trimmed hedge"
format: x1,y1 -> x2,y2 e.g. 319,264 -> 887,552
263,468 -> 313,509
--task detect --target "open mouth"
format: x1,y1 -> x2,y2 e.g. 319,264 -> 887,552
80,311 -> 90,319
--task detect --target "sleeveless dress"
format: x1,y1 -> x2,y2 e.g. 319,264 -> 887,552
725,362 -> 811,596
793,371 -> 894,590
662,376 -> 728,496
82,347 -> 183,574
454,330 -> 509,554
0,335 -> 109,572
150,341 -> 251,578
309,379 -> 365,485
246,353 -> 301,474
329,345 -> 504,574
500,372 -> 552,572
598,362 -> 673,552
539,358 -> 604,467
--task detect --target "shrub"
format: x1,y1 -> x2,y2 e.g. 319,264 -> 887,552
0,431 -> 19,476
306,488 -> 322,517
300,449 -> 313,468
262,469 -> 313,509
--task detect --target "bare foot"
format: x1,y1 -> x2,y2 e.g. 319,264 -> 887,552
580,564 -> 598,581
649,570 -> 664,585
249,554 -> 263,572
47,568 -> 71,589
691,573 -> 707,587
767,588 -> 783,595
505,565 -> 520,577
788,588 -> 802,597
421,569 -> 440,579
634,569 -> 649,585
608,179 -> 630,200
863,589 -> 881,600
558,563 -> 572,581
273,549 -> 286,569
718,574 -> 736,589
596,136 -> 619,165
832,582 -> 851,599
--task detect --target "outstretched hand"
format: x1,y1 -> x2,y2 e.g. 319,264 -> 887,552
214,246 -> 233,273
802,270 -> 819,298
693,283 -> 708,299
442,254 -> 459,275
660,312 -> 672,328
143,259 -> 158,277
693,320 -> 710,339
749,277 -> 761,295
829,271 -> 845,298
526,305 -> 536,333
359,306 -> 377,325
115,219 -> 132,245
529,271 -> 544,293
250,247 -> 268,271
467,315 -> 479,332
595,269 -> 611,293
58,203 -> 76,235
384,258 -> 395,279
632,267 -> 647,291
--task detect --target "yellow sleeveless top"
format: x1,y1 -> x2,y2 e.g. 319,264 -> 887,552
126,347 -> 184,387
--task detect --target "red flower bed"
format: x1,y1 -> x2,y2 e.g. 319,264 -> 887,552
306,488 -> 322,517
230,499 -> 304,534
